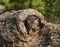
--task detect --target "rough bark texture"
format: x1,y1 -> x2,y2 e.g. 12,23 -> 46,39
0,9 -> 60,47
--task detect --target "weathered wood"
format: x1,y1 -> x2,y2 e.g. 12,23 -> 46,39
0,9 -> 60,47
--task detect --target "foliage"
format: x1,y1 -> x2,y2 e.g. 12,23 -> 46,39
0,0 -> 60,23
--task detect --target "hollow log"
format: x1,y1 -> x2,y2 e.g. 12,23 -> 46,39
0,9 -> 60,47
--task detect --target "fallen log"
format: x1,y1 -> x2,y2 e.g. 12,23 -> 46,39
0,9 -> 60,47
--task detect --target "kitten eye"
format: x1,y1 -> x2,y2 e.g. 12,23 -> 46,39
28,21 -> 30,23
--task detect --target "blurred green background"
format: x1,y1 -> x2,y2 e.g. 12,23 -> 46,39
0,0 -> 60,23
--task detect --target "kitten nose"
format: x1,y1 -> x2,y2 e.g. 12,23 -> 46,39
32,24 -> 37,29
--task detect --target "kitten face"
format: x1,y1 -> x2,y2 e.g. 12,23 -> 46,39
28,19 -> 39,29
27,15 -> 39,29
